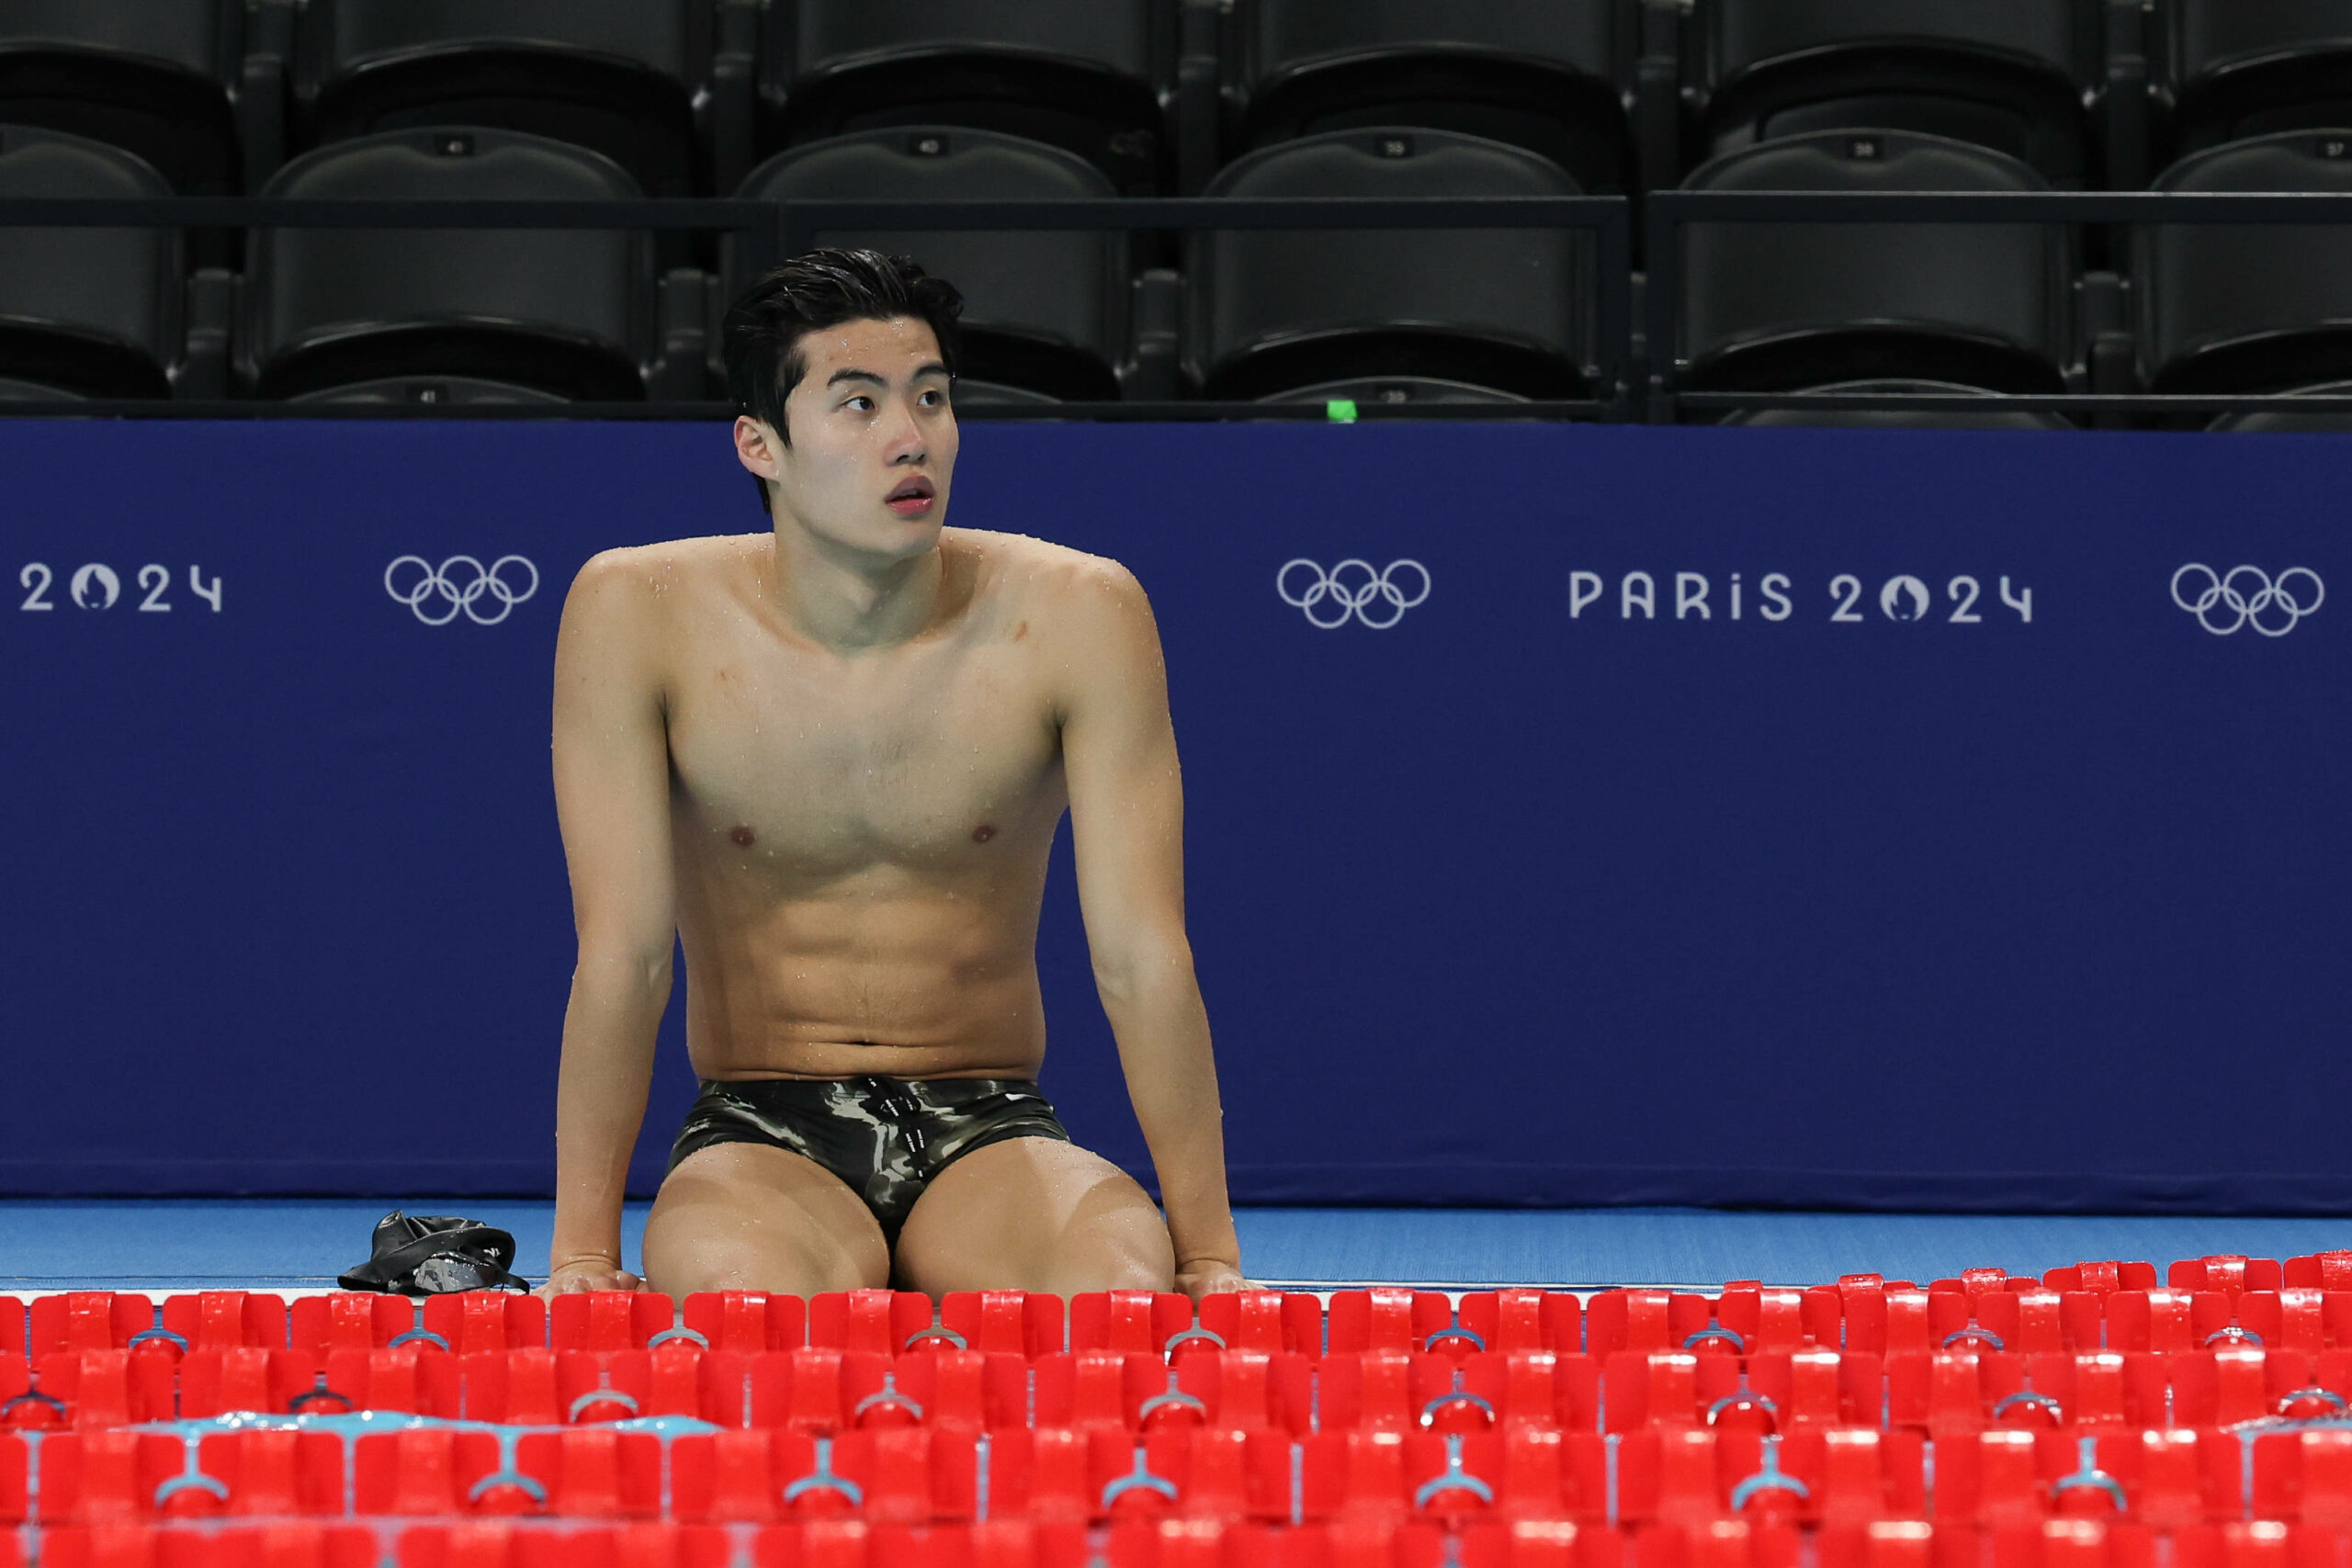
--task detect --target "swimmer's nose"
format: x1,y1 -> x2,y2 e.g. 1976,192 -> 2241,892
882,401 -> 926,461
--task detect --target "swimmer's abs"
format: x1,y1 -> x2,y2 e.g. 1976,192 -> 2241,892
677,951 -> 1050,1082
683,1032 -> 1047,1085
700,1058 -> 1046,1083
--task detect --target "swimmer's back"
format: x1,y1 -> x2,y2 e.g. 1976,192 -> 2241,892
555,526 -> 1168,1084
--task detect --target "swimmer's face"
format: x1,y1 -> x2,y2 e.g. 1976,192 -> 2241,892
736,314 -> 956,561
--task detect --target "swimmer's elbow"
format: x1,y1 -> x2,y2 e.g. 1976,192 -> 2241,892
572,938 -> 675,1003
1090,930 -> 1197,1007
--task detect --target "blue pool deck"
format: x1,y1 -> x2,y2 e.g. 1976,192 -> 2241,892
4,1200 -> 2347,1292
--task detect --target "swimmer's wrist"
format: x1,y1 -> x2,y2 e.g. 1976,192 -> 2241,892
551,1251 -> 626,1271
1165,1211 -> 1242,1271
1176,1253 -> 1244,1271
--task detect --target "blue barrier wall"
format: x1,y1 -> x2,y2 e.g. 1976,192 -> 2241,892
3,420 -> 2345,1211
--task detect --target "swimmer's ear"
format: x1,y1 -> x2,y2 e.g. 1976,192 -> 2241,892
733,414 -> 784,486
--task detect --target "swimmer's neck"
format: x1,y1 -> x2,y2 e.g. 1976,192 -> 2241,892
765,514 -> 946,651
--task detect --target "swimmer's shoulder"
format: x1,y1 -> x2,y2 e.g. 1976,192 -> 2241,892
567,534 -> 768,621
560,535 -> 768,682
946,527 -> 1151,623
945,529 -> 1160,697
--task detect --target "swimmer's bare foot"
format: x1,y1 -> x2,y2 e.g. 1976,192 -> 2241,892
1175,1258 -> 1251,1302
538,1257 -> 642,1296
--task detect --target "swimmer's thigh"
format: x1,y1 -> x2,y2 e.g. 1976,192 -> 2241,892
892,1136 -> 1175,1298
643,1142 -> 890,1304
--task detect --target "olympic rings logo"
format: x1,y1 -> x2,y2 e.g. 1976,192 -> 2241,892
1277,558 -> 1431,629
384,554 -> 541,626
2170,563 -> 2324,637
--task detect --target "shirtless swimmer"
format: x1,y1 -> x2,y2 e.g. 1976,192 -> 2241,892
543,249 -> 1247,1302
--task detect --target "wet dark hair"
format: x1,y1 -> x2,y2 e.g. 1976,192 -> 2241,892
722,248 -> 964,514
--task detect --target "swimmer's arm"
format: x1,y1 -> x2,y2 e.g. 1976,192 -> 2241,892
1059,559 -> 1245,1298
547,550 -> 677,1293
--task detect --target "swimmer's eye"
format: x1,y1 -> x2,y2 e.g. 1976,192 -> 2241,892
920,389 -> 947,407
843,395 -> 876,412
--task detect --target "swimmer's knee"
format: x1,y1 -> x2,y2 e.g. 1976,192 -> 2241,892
645,1233 -> 884,1302
1037,1256 -> 1172,1299
1123,1229 -> 1180,1292
1046,1213 -> 1177,1296
1092,1252 -> 1176,1295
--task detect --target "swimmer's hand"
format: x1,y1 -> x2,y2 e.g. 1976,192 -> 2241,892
537,1256 -> 642,1296
1175,1258 -> 1252,1302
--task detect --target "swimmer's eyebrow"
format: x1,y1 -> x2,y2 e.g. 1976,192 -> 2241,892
825,362 -> 950,389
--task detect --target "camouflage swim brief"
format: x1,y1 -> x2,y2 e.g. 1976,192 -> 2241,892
665,1075 -> 1072,1245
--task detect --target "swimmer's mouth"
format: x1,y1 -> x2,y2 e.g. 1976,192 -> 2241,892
885,477 -> 936,515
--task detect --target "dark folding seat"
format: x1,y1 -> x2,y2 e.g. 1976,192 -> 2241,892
1678,130 -> 2075,397
287,377 -> 569,409
766,0 -> 1171,194
1187,129 -> 1590,401
951,384 -> 1063,407
0,1 -> 246,196
1233,1 -> 1631,196
242,128 -> 649,402
291,0 -> 708,197
1697,0 -> 2101,186
2163,1 -> 2352,164
1261,378 -> 1532,408
0,125 -> 180,399
2208,382 -> 2352,434
1714,378 -> 2073,427
2135,131 -> 2352,398
735,129 -> 1129,402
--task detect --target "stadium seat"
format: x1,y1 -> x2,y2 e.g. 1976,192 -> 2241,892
287,377 -> 570,409
1678,130 -> 2075,398
734,129 -> 1131,402
0,379 -> 83,402
241,127 -> 651,402
290,0 -> 710,198
1261,378 -> 1532,408
766,0 -> 1171,195
1714,378 -> 2075,427
2163,0 -> 2352,165
2206,379 -> 2352,433
1696,0 -> 2100,186
0,125 -> 181,399
1233,1 -> 1632,196
1186,129 -> 1592,402
0,1 -> 247,197
2135,130 -> 2352,397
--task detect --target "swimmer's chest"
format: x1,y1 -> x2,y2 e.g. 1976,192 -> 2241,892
664,636 -> 1062,868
